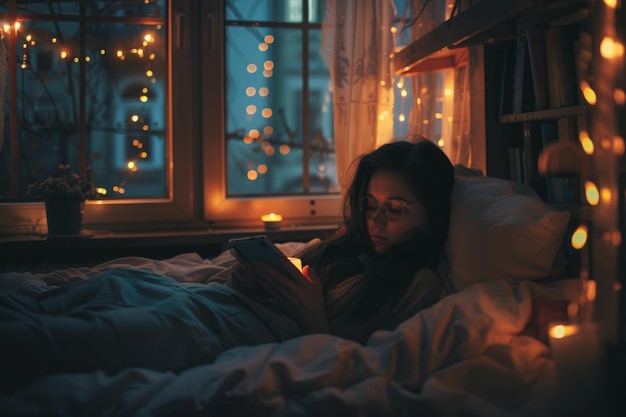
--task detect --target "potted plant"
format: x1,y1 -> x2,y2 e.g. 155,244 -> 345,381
26,164 -> 98,236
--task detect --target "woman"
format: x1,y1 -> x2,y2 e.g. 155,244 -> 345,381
230,138 -> 455,343
0,138 -> 454,389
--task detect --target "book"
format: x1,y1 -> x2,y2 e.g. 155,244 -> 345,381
544,26 -> 578,108
511,37 -> 527,114
498,42 -> 516,115
525,26 -> 550,110
539,120 -> 580,203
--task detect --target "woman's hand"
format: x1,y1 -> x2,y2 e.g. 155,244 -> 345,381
254,260 -> 329,335
228,249 -> 261,295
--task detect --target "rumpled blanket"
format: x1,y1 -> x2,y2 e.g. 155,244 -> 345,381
0,243 -> 590,417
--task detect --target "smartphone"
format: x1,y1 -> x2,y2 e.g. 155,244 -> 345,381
229,235 -> 302,276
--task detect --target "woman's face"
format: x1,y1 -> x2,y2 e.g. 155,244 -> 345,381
363,169 -> 428,254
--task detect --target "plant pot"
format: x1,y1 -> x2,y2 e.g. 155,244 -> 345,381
45,199 -> 85,236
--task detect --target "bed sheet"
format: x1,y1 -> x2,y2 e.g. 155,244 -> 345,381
0,244 -> 582,417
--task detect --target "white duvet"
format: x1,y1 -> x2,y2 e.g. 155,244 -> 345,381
0,247 -> 583,417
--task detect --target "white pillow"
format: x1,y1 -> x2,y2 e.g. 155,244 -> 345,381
438,175 -> 571,293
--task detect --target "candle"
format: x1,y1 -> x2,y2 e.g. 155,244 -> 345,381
549,322 -> 603,414
261,213 -> 282,229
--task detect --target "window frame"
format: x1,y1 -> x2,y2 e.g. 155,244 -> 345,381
201,0 -> 342,229
0,0 -> 342,236
0,0 -> 199,235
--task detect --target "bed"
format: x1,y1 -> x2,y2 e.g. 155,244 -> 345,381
0,172 -> 601,417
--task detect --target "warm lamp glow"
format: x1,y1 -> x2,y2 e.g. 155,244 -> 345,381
580,80 -> 597,105
549,323 -> 579,339
600,36 -> 624,59
584,181 -> 600,205
585,280 -> 597,302
571,225 -> 588,249
579,130 -> 595,154
615,88 -> 626,105
613,136 -> 625,155
261,213 -> 283,229
261,213 -> 282,222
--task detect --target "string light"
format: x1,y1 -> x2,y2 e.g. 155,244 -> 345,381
571,225 -> 588,250
6,10 -> 164,196
235,30 -> 334,185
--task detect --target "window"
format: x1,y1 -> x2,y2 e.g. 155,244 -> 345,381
0,0 -> 460,235
0,0 -> 341,234
0,0 -> 201,234
202,0 -> 342,228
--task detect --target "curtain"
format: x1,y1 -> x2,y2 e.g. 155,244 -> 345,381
321,0 -> 395,191
321,0 -> 473,190
406,0 -> 472,167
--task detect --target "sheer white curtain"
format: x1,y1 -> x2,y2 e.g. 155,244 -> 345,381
321,0 -> 395,190
405,0 -> 472,166
321,0 -> 472,188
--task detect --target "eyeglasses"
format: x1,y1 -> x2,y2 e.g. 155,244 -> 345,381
358,195 -> 420,221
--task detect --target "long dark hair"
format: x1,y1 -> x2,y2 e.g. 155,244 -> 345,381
300,138 -> 454,318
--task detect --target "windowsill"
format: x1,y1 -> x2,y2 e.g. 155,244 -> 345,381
0,224 -> 339,272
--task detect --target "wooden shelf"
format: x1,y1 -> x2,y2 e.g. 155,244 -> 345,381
393,47 -> 469,75
499,105 -> 587,123
392,0 -> 588,75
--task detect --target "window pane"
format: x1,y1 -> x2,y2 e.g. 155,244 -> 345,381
0,1 -> 80,14
0,1 -> 167,201
0,0 -> 165,16
86,23 -> 168,198
226,0 -> 323,24
308,28 -> 336,192
225,1 -> 337,197
6,20 -> 82,197
85,1 -> 166,18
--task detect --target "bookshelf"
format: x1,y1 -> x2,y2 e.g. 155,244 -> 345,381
393,0 -> 588,76
392,0 -> 590,204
